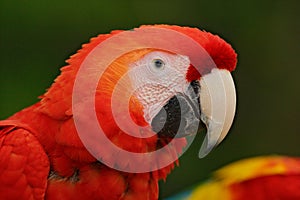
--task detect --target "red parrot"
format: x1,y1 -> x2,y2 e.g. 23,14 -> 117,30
0,25 -> 237,200
187,156 -> 300,200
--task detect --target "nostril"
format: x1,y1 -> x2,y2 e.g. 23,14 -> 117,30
190,80 -> 200,96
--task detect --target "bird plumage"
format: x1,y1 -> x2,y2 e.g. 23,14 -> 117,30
185,156 -> 300,200
0,24 -> 237,199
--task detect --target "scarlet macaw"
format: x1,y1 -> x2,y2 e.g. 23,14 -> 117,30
167,156 -> 300,200
0,25 -> 237,200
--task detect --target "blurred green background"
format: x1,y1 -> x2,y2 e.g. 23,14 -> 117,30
0,0 -> 299,199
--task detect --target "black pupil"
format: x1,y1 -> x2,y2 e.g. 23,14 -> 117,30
154,59 -> 163,68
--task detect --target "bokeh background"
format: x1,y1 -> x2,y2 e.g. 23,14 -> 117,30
0,0 -> 299,199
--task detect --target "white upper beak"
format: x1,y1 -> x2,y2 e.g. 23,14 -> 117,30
198,68 -> 236,158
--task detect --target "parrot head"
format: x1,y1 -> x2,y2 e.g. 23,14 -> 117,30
41,25 -> 237,174
94,25 -> 237,156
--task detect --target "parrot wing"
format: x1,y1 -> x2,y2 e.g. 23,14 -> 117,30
186,156 -> 300,200
0,120 -> 50,200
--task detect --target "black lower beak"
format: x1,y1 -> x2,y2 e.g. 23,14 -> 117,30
151,81 -> 206,138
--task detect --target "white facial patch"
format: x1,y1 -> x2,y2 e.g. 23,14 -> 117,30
128,51 -> 191,123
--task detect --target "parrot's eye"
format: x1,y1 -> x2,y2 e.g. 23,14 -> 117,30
152,59 -> 165,69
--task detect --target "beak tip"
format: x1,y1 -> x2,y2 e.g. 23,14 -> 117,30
198,136 -> 215,158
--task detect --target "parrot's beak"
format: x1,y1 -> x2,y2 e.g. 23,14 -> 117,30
198,68 -> 236,158
150,67 -> 236,158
